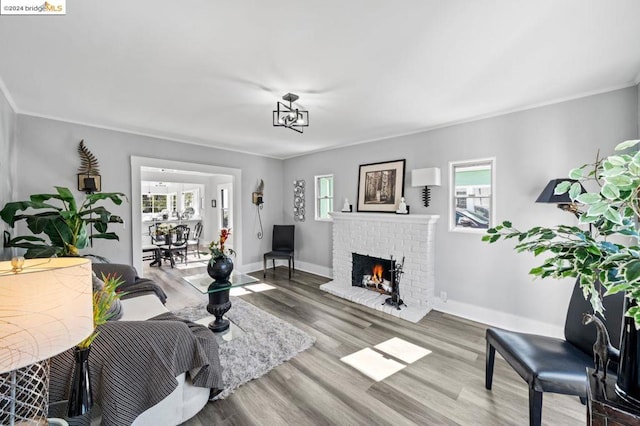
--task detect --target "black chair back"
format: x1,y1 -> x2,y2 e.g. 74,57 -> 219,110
192,222 -> 203,239
272,225 -> 295,251
171,225 -> 190,246
564,279 -> 625,356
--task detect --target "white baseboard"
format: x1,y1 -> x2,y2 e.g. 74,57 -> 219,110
295,261 -> 332,278
241,259 -> 333,279
239,261 -> 263,274
433,298 -> 564,338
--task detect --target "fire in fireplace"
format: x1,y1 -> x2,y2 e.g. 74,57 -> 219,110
352,253 -> 396,294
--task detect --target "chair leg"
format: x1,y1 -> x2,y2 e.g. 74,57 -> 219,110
263,257 -> 267,278
529,388 -> 543,426
579,396 -> 586,405
485,341 -> 495,390
288,257 -> 291,279
272,259 -> 275,272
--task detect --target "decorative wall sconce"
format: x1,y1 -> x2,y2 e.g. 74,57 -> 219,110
411,167 -> 441,207
77,140 -> 101,193
536,178 -> 585,217
293,179 -> 305,221
273,93 -> 309,133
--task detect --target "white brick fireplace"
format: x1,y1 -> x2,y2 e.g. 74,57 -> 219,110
320,212 -> 439,322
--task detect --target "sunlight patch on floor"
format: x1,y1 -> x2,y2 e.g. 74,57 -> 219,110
374,337 -> 432,364
244,283 -> 277,292
230,287 -> 253,296
340,348 -> 406,382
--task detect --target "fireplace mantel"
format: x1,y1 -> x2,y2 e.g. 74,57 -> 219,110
330,212 -> 440,224
321,211 -> 439,322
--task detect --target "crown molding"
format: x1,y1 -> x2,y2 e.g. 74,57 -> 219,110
16,111 -> 283,160
282,82 -> 638,160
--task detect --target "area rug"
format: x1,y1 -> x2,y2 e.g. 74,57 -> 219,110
172,297 -> 315,399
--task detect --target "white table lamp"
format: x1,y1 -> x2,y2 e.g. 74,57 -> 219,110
0,257 -> 93,425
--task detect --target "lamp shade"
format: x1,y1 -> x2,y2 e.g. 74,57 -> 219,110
411,167 -> 441,187
0,257 -> 93,373
535,179 -> 584,204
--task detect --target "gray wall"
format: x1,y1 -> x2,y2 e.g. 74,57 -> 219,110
0,90 -> 16,260
283,87 -> 639,329
14,115 -> 284,267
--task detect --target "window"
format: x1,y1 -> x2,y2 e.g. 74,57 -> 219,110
315,174 -> 334,221
450,158 -> 495,232
141,193 -> 175,214
181,188 -> 200,218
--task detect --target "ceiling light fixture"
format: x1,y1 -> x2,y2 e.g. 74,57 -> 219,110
273,93 -> 309,133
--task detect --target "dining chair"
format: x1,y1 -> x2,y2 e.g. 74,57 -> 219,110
187,222 -> 203,259
263,225 -> 295,279
166,225 -> 190,267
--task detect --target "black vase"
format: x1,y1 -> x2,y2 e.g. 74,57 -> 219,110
207,256 -> 234,283
67,346 -> 93,417
616,298 -> 640,406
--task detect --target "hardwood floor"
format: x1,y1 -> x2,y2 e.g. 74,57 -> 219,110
142,263 -> 584,426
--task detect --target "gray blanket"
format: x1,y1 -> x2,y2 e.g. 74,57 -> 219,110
50,313 -> 223,425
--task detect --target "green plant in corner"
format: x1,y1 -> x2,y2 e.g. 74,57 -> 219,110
0,186 -> 127,258
483,139 -> 640,327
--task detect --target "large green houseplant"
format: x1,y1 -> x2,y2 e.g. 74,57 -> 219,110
0,186 -> 126,258
483,138 -> 640,403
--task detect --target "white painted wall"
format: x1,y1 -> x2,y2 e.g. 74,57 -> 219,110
14,115 -> 284,268
0,88 -> 17,260
283,87 -> 639,335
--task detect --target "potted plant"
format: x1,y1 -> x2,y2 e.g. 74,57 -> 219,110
207,228 -> 235,282
483,138 -> 640,404
0,186 -> 126,258
68,273 -> 124,417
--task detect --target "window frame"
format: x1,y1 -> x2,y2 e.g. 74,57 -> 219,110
314,174 -> 334,222
141,192 -> 176,215
449,157 -> 496,233
181,188 -> 200,217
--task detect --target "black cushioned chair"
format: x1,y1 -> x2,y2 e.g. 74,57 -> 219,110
485,280 -> 624,426
263,225 -> 295,279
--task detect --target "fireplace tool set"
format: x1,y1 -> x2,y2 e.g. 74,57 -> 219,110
384,255 -> 407,310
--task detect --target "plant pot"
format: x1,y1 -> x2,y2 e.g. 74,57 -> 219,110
616,298 -> 640,407
207,256 -> 234,283
67,346 -> 93,417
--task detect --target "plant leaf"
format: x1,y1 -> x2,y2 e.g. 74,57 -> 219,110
601,183 -> 621,200
615,139 -> 640,151
625,260 -> 640,284
575,193 -> 601,205
554,180 -> 571,194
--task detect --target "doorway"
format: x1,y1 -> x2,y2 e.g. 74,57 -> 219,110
130,156 -> 242,277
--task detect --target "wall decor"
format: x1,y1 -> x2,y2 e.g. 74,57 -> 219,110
357,159 -> 405,213
77,140 -> 101,193
293,179 -> 305,221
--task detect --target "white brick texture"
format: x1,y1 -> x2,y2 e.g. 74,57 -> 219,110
320,212 -> 439,323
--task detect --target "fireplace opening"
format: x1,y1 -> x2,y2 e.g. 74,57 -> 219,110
352,253 -> 396,294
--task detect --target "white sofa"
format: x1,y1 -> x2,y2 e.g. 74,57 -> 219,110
113,294 -> 211,426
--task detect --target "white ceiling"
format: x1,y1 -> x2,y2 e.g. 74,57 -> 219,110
1,0 -> 639,159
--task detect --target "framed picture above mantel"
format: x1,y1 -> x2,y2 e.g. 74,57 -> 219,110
357,159 -> 405,213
